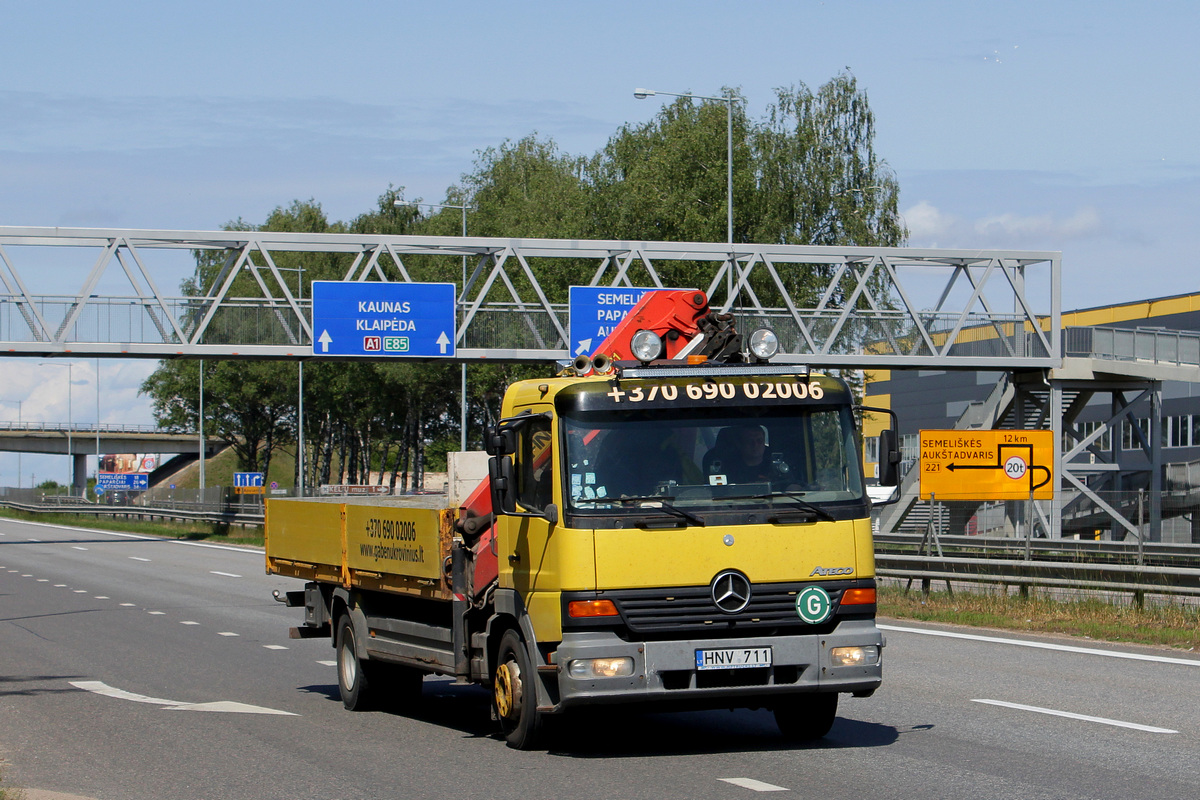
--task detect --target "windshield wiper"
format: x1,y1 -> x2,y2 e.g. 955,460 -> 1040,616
753,491 -> 836,521
575,495 -> 706,527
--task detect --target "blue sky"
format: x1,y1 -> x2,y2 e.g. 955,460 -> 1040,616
2,0 -> 1198,481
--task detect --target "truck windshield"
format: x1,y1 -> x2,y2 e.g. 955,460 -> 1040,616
561,403 -> 865,524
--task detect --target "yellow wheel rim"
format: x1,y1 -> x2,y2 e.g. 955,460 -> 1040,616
494,661 -> 515,718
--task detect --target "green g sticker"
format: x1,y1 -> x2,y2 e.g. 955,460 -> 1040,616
796,586 -> 832,624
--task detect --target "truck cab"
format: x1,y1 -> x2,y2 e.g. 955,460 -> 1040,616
486,363 -> 888,746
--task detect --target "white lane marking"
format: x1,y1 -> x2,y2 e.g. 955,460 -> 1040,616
218,632 -> 239,637
148,611 -> 165,615
72,589 -> 87,593
0,519 -> 264,555
263,645 -> 288,650
120,603 -> 136,607
54,584 -> 66,587
37,579 -> 48,582
317,660 -> 336,666
972,699 -> 1178,734
129,557 -> 151,562
210,571 -> 242,578
21,574 -> 32,577
719,778 -> 788,792
95,596 -> 109,600
70,680 -> 296,715
180,621 -> 199,626
879,624 -> 1200,667
72,546 -> 88,551
28,538 -> 41,542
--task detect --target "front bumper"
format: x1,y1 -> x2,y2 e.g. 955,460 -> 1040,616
547,618 -> 883,712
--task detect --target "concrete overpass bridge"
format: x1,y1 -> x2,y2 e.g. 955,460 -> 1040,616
0,422 -> 219,493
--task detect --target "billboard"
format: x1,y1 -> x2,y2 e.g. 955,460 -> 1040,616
99,453 -> 159,474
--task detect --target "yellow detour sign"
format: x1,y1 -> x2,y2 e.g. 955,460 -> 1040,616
919,429 -> 1053,500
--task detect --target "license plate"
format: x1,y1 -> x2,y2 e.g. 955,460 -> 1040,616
695,646 -> 773,670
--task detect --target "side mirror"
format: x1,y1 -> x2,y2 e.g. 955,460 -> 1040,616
879,429 -> 900,487
488,455 -> 517,515
484,426 -> 517,457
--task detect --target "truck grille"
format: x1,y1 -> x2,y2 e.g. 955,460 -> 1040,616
605,580 -> 854,639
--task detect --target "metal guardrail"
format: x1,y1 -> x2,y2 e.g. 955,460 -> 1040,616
875,533 -> 1200,603
876,553 -> 1200,601
0,421 -> 174,434
1064,325 -> 1200,368
0,499 -> 264,528
875,533 -> 1200,566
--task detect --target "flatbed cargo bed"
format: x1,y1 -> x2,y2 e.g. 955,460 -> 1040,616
265,495 -> 456,601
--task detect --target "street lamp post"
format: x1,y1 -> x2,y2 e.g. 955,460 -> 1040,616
394,200 -> 474,451
634,87 -> 734,246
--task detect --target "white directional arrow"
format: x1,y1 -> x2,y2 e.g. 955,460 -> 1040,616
436,331 -> 451,354
71,680 -> 296,716
574,338 -> 592,356
317,329 -> 333,353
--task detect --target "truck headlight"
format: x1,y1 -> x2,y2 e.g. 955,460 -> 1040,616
568,657 -> 635,678
830,645 -> 880,667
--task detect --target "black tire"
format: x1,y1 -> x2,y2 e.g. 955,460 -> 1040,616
773,692 -> 838,742
336,615 -> 375,711
493,629 -> 543,750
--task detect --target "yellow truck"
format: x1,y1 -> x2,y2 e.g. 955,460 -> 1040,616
266,289 -> 899,749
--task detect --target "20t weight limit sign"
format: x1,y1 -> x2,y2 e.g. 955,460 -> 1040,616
919,429 -> 1053,500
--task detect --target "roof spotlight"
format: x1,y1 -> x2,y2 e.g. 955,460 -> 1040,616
630,330 -> 664,362
748,328 -> 780,361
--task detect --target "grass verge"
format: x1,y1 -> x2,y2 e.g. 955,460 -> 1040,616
0,760 -> 26,800
879,584 -> 1200,651
0,506 -> 264,547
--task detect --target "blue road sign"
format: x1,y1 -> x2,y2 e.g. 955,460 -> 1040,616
311,281 -> 456,357
97,473 -> 149,491
234,472 -> 265,488
568,286 -> 653,357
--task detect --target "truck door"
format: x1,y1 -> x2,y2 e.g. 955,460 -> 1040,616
501,410 -> 560,639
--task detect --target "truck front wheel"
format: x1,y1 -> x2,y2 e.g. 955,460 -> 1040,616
773,692 -> 838,742
336,615 -> 374,711
493,629 -> 543,750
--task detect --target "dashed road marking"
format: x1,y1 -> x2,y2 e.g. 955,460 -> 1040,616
120,603 -> 136,607
129,557 -> 151,562
719,778 -> 788,792
148,611 -> 166,616
316,660 -> 336,667
180,621 -> 199,626
210,571 -> 242,578
972,699 -> 1178,733
95,596 -> 109,600
218,632 -> 239,637
72,546 -> 88,551
73,589 -> 87,593
263,645 -> 288,651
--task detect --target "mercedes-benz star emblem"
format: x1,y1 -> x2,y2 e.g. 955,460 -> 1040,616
711,570 -> 752,614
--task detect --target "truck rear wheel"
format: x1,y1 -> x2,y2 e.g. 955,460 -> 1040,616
773,692 -> 838,742
493,629 -> 543,750
336,615 -> 374,711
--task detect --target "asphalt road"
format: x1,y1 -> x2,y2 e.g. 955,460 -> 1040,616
2,516 -> 1198,800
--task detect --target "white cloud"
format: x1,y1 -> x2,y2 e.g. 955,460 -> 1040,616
903,201 -> 1105,249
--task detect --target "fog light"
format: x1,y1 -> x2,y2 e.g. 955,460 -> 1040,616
568,657 -> 635,679
830,645 -> 880,667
